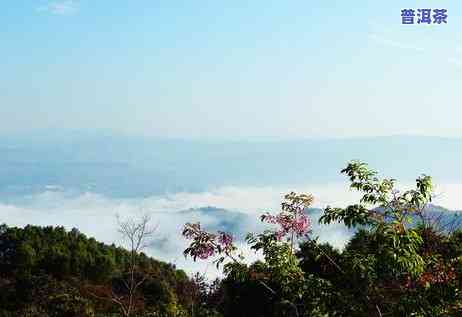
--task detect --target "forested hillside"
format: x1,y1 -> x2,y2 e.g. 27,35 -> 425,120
0,224 -> 199,316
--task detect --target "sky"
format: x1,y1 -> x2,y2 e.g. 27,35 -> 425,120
1,1 -> 462,139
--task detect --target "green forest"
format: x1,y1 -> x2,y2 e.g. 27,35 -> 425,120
2,161 -> 462,316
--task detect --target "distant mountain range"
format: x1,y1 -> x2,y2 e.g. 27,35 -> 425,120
161,203 -> 462,251
205,203 -> 462,232
1,133 -> 462,198
179,206 -> 251,236
410,204 -> 462,232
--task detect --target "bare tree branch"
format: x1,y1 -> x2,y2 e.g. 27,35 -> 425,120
112,213 -> 157,317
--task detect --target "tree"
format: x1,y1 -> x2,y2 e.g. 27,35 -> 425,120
0,223 -> 192,316
111,214 -> 157,317
318,160 -> 460,316
182,192 -> 320,316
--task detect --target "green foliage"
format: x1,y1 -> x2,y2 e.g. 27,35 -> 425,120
320,160 -> 432,278
0,225 -> 202,317
204,161 -> 462,316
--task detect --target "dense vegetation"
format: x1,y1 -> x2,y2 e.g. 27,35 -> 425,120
0,224 -> 197,316
2,161 -> 462,316
182,161 -> 462,317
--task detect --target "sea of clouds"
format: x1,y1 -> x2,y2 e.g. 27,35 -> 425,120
1,182 -> 461,278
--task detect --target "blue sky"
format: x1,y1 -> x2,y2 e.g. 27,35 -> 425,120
2,1 -> 461,139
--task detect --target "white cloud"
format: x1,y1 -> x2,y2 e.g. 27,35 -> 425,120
37,0 -> 78,15
368,33 -> 425,52
446,57 -> 462,68
368,33 -> 462,69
